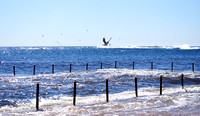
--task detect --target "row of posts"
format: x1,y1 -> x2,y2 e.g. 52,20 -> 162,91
12,62 -> 196,76
36,79 -> 109,111
35,74 -> 185,111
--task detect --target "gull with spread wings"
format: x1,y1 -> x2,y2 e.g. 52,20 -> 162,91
103,38 -> 112,46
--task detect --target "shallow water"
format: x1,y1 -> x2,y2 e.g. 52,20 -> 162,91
1,46 -> 200,75
0,47 -> 200,115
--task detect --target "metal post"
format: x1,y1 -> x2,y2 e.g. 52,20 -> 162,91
181,74 -> 184,89
13,65 -> 15,76
33,65 -> 35,75
106,79 -> 109,102
73,80 -> 76,106
36,82 -> 39,110
160,75 -> 163,95
171,62 -> 173,72
151,62 -> 153,70
52,64 -> 54,74
86,63 -> 88,70
101,62 -> 102,69
135,77 -> 138,97
115,61 -> 117,69
133,60 -> 134,70
192,63 -> 194,72
70,64 -> 72,73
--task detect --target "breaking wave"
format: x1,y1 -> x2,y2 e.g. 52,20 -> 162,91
97,44 -> 200,49
0,69 -> 200,115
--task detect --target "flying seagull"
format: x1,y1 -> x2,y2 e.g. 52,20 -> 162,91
103,38 -> 112,46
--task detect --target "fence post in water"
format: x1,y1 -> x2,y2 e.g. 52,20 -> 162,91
192,63 -> 194,72
106,79 -> 109,103
73,80 -> 76,106
36,82 -> 39,110
133,60 -> 134,70
135,77 -> 138,97
70,64 -> 72,73
160,75 -> 163,95
171,62 -> 173,72
33,65 -> 35,75
151,62 -> 153,70
86,63 -> 88,70
13,65 -> 15,76
115,61 -> 117,69
52,64 -> 54,74
181,74 -> 184,89
101,62 -> 103,69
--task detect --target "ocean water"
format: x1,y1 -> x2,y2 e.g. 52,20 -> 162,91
0,46 -> 200,115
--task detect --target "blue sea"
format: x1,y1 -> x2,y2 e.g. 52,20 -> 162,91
0,46 -> 200,115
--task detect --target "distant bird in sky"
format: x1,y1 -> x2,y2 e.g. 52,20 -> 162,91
103,38 -> 112,46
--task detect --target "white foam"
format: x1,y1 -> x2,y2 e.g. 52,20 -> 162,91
96,44 -> 200,49
1,69 -> 200,115
19,47 -> 52,50
1,85 -> 200,115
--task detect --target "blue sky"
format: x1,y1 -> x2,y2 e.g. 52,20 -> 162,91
0,0 -> 200,46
